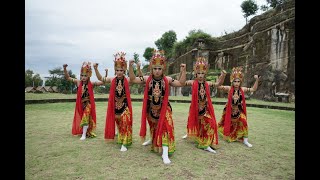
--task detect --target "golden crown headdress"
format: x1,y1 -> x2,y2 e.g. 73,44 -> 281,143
193,56 -> 209,74
149,50 -> 166,71
230,66 -> 244,83
114,52 -> 127,70
80,61 -> 92,77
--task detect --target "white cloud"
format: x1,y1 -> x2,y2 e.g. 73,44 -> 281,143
26,0 -> 267,81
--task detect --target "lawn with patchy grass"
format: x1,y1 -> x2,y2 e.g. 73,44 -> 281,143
25,93 -> 295,108
25,102 -> 294,179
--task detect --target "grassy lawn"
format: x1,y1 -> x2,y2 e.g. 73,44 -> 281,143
25,102 -> 295,179
25,93 -> 295,108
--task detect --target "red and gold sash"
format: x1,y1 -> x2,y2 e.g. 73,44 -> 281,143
105,77 -> 132,139
224,86 -> 247,136
72,81 -> 96,135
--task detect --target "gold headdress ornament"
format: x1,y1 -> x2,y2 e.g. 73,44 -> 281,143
149,49 -> 166,71
230,66 -> 244,83
80,61 -> 92,77
193,56 -> 209,74
114,52 -> 127,70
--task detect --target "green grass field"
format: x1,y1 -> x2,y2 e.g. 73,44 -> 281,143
25,93 -> 295,108
25,101 -> 295,179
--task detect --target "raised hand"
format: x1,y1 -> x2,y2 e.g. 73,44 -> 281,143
63,64 -> 68,69
136,61 -> 141,69
180,63 -> 186,72
129,60 -> 135,66
93,63 -> 99,69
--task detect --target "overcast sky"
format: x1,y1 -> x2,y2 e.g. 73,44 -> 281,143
25,0 -> 266,83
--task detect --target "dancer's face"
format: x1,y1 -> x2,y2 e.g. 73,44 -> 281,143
196,71 -> 205,81
115,67 -> 125,78
80,73 -> 89,82
233,78 -> 241,88
152,67 -> 163,78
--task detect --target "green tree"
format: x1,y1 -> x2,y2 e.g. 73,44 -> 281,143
143,47 -> 155,62
133,52 -> 139,63
25,69 -> 34,87
172,29 -> 217,57
241,0 -> 258,24
45,67 -> 64,86
266,0 -> 286,8
25,69 -> 43,87
142,64 -> 149,74
260,4 -> 269,11
32,74 -> 43,87
154,30 -> 177,58
45,67 -> 76,94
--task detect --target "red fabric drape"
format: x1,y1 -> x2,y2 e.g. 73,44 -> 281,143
72,81 -> 96,135
223,86 -> 247,136
105,77 -> 132,139
140,76 -> 172,146
187,80 -> 218,144
139,76 -> 151,138
205,82 -> 218,145
187,80 -> 199,136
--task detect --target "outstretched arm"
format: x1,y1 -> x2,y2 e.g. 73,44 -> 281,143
209,70 -> 227,87
129,60 -> 146,84
63,64 -> 79,85
217,85 -> 231,92
93,63 -> 111,84
93,63 -> 103,81
136,61 -> 143,77
170,64 -> 186,87
105,68 -> 108,77
242,75 -> 261,93
185,80 -> 194,86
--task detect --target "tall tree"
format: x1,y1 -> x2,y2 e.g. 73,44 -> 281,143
154,30 -> 177,58
266,0 -> 285,8
25,69 -> 34,87
172,29 -> 217,57
45,67 -> 75,93
241,0 -> 258,24
143,47 -> 155,62
45,67 -> 63,86
25,69 -> 43,87
133,52 -> 139,63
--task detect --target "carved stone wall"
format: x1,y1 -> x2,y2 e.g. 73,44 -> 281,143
168,1 -> 295,101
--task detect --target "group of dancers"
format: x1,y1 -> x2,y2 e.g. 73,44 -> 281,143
63,50 -> 260,164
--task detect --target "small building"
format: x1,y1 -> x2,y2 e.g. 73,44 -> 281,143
51,86 -> 59,93
44,86 -> 54,93
35,86 -> 46,93
25,87 -> 36,93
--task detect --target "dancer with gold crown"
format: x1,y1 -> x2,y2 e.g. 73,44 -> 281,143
129,50 -> 186,164
93,52 -> 133,152
63,62 -> 101,140
182,56 -> 227,153
217,67 -> 261,147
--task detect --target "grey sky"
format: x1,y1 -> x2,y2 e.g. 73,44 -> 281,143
25,0 -> 266,82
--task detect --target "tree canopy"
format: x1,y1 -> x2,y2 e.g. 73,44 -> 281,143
143,47 -> 155,62
241,0 -> 258,24
154,30 -> 177,59
25,69 -> 43,88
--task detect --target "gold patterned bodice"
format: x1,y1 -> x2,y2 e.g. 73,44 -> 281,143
114,77 -> 127,115
198,82 -> 207,115
81,83 -> 90,106
147,77 -> 171,121
230,89 -> 243,118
